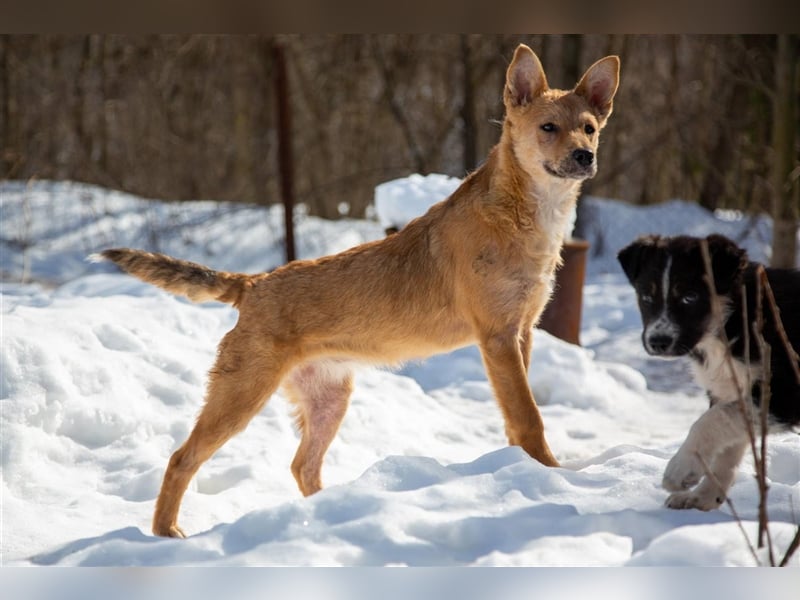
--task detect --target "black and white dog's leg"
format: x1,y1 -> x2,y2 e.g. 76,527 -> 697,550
662,402 -> 752,510
665,440 -> 748,510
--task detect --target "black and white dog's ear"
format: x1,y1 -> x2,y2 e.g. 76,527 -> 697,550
706,234 -> 748,295
618,235 -> 659,283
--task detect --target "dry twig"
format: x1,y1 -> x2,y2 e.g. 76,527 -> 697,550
779,528 -> 800,567
698,242 -> 769,562
695,452 -> 761,566
752,269 -> 774,563
757,266 -> 800,385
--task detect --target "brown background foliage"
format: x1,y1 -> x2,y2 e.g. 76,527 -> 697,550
0,35 -> 794,222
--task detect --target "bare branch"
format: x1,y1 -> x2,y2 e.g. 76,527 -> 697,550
698,241 -> 757,454
779,526 -> 800,567
371,38 -> 426,174
699,241 -> 775,565
752,268 -> 774,563
758,266 -> 800,384
696,452 -> 761,566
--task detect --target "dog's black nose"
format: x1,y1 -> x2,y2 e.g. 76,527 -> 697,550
646,334 -> 674,355
572,149 -> 594,167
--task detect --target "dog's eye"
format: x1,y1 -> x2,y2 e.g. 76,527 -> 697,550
585,124 -> 595,135
641,294 -> 654,304
540,123 -> 557,133
680,292 -> 699,305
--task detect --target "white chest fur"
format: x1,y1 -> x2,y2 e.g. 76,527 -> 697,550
531,180 -> 580,260
690,334 -> 761,404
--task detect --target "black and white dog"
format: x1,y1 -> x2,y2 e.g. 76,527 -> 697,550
618,234 -> 800,510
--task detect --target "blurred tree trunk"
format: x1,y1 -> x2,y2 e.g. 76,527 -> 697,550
272,41 -> 297,262
0,35 -> 791,223
770,35 -> 799,268
562,34 -> 582,84
285,36 -> 333,217
372,37 -> 427,174
0,35 -> 13,177
597,34 -> 628,202
233,38 -> 255,203
460,34 -> 477,173
699,81 -> 747,210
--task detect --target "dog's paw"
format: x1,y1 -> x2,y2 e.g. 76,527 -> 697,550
662,450 -> 703,492
665,489 -> 725,511
153,523 -> 187,539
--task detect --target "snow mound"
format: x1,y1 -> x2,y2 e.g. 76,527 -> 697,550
374,173 -> 461,230
2,179 -> 798,568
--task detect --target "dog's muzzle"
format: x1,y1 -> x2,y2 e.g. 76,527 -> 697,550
545,149 -> 597,179
644,333 -> 676,355
572,149 -> 594,168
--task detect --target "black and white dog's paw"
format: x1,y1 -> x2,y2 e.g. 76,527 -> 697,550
662,449 -> 703,492
665,489 -> 725,511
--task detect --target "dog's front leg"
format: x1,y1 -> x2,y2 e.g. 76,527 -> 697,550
663,401 -> 751,509
665,441 -> 748,510
479,329 -> 559,467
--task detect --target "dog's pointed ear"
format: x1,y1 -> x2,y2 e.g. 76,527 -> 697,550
504,44 -> 548,108
575,56 -> 620,125
706,234 -> 747,295
618,235 -> 658,283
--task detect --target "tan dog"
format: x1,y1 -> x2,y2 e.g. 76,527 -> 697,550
98,44 -> 619,538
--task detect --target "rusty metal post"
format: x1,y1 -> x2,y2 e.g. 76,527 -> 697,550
272,41 -> 296,263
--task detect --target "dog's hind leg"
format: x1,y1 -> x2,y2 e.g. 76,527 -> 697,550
152,328 -> 288,538
479,327 -> 560,467
285,360 -> 354,496
519,315 -> 535,372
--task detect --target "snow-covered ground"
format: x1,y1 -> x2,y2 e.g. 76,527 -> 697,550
1,178 -> 798,568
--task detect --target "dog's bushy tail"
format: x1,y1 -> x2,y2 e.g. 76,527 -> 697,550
94,248 -> 253,306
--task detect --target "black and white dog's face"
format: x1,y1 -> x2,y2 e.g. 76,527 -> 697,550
619,234 -> 798,512
617,234 -> 747,358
